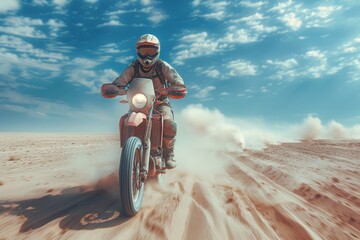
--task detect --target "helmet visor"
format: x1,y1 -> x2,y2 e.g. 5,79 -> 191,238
137,46 -> 159,59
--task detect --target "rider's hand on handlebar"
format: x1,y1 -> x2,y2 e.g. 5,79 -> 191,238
157,84 -> 187,99
101,83 -> 126,98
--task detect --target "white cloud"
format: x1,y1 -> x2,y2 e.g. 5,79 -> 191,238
0,35 -> 33,51
0,35 -> 66,61
47,19 -> 65,37
99,69 -> 119,84
350,59 -> 360,69
0,26 -> 46,38
0,35 -> 70,84
0,47 -> 62,73
304,50 -> 330,78
53,0 -> 70,7
181,32 -> 207,42
205,1 -> 230,10
67,69 -> 98,91
0,0 -> 20,13
222,28 -> 258,43
344,47 -> 356,53
314,6 -> 341,18
271,2 -> 342,30
172,26 -> 265,64
267,58 -> 298,69
33,0 -> 48,5
46,42 -> 75,53
173,32 -> 222,65
107,3 -> 168,25
192,0 -> 201,7
189,85 -> 201,91
227,59 -> 257,76
66,68 -> 118,93
231,13 -> 277,34
0,17 -> 46,38
207,69 -> 221,78
148,10 -> 168,24
195,67 -> 221,79
304,5 -> 342,28
234,12 -> 264,24
305,50 -> 326,60
99,43 -> 126,54
99,20 -> 125,27
192,0 -> 230,21
194,86 -> 216,99
0,32 -> 121,95
72,57 -> 101,69
140,0 -> 151,5
270,0 -> 293,13
252,24 -> 278,33
4,17 -> 44,26
202,11 -> 226,20
115,56 -> 134,64
281,12 -> 302,30
239,1 -> 267,8
85,0 -> 97,3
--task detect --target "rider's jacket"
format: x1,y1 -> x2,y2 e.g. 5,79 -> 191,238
112,59 -> 184,102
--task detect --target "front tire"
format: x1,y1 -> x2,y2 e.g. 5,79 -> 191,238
119,137 -> 144,217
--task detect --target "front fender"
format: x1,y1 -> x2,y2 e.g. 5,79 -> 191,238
126,112 -> 147,127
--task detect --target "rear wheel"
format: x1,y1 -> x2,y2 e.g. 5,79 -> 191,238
119,137 -> 144,217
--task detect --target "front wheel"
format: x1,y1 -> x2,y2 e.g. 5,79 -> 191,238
119,137 -> 144,217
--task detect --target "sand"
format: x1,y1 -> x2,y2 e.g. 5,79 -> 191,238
0,134 -> 359,240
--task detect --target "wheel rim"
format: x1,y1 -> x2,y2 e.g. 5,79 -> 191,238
132,148 -> 141,202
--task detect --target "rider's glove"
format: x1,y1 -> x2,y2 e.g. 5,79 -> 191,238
160,84 -> 187,99
101,83 -> 126,98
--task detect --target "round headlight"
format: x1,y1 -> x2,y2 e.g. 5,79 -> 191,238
131,93 -> 147,109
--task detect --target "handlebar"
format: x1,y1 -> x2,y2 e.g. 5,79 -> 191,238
101,83 -> 186,99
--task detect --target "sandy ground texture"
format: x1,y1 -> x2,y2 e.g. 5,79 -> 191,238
0,133 -> 360,240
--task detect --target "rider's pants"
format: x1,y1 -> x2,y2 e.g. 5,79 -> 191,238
154,103 -> 176,157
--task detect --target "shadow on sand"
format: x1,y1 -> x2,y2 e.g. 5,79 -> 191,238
0,185 -> 129,233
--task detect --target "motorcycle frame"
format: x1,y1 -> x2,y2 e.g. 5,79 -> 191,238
119,104 -> 164,179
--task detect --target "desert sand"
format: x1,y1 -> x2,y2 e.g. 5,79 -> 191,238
0,133 -> 360,240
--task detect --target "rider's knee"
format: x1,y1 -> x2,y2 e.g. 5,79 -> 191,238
163,119 -> 177,138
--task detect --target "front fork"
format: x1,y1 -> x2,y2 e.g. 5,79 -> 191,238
140,104 -> 154,182
123,104 -> 154,182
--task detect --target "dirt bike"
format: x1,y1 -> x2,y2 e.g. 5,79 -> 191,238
101,78 -> 186,217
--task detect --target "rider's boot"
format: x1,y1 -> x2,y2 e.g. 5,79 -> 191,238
163,138 -> 176,169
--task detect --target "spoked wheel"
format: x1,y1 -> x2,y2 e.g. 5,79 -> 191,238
119,137 -> 144,217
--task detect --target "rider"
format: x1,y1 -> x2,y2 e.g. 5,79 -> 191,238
104,34 -> 186,169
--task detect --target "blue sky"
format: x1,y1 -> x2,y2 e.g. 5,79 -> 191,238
1,0 -> 360,132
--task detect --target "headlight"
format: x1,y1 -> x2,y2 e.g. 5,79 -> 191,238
131,93 -> 147,109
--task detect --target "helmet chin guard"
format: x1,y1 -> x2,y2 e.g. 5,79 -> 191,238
136,34 -> 160,69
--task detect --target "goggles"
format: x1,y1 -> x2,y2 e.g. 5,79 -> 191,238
136,46 -> 159,59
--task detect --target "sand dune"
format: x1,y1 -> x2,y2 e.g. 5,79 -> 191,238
0,134 -> 359,239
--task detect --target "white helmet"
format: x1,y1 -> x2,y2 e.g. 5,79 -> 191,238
136,34 -> 160,69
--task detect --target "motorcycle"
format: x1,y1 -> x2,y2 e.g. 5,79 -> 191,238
101,78 -> 186,217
